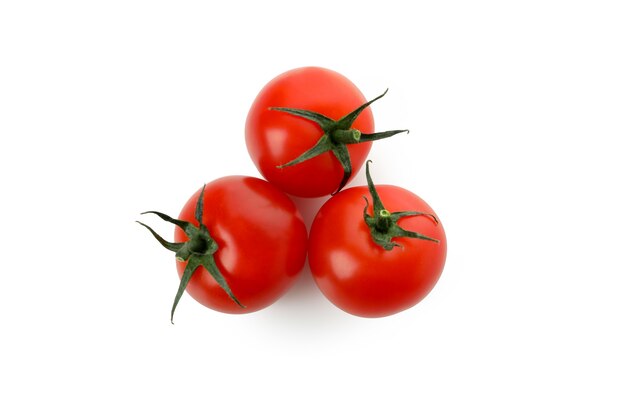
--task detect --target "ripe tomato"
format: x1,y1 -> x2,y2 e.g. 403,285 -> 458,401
308,163 -> 447,318
245,66 -> 406,197
138,176 -> 308,321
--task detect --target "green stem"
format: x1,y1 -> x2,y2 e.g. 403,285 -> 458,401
375,209 -> 393,232
271,90 -> 407,194
363,161 -> 440,251
332,128 -> 361,144
137,184 -> 244,323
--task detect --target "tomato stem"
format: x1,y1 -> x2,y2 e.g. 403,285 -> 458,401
270,89 -> 408,195
363,161 -> 440,250
137,185 -> 244,323
375,210 -> 393,233
332,128 -> 361,144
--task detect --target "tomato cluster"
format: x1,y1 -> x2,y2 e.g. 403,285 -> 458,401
139,67 -> 446,322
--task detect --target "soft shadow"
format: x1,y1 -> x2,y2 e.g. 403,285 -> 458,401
254,194 -> 365,336
290,195 -> 329,231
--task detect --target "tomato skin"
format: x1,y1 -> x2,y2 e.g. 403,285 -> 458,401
174,176 -> 308,314
308,185 -> 447,318
245,67 -> 374,197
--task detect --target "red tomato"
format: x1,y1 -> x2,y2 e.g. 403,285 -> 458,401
308,170 -> 447,318
245,67 -> 378,197
139,176 -> 308,321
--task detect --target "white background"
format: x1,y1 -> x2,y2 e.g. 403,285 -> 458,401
1,1 -> 625,415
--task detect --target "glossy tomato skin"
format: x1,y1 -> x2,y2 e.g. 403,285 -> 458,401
308,185 -> 447,318
245,67 -> 375,197
174,176 -> 308,314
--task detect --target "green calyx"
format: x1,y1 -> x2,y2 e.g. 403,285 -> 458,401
270,89 -> 408,195
137,185 -> 244,324
363,161 -> 440,251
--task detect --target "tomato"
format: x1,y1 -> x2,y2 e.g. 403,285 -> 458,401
245,66 -> 406,197
308,162 -> 447,318
138,176 -> 308,322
